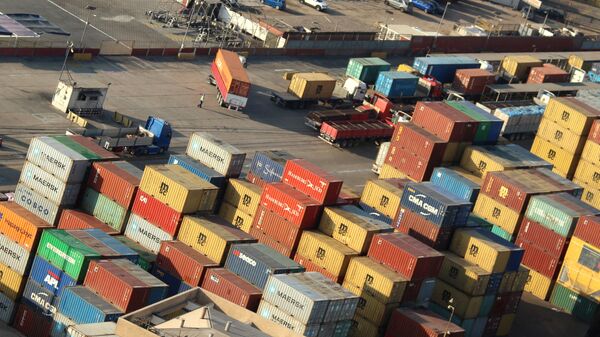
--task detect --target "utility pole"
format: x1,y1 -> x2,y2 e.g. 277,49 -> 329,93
433,2 -> 450,50
59,41 -> 75,84
79,5 -> 97,54
442,298 -> 455,337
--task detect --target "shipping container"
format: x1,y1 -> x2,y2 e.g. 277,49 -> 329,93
537,117 -> 587,155
139,165 -> 218,213
412,102 -> 476,142
251,206 -> 302,249
413,56 -> 480,83
177,215 -> 257,264
288,73 -> 336,100
26,137 -> 91,184
452,68 -> 496,96
385,308 -> 465,337
527,64 -> 570,84
0,261 -> 25,300
557,260 -> 599,303
430,167 -> 480,204
351,314 -> 382,337
395,207 -> 454,250
245,171 -> 268,188
384,145 -> 437,182
22,278 -> 59,316
359,179 -> 410,221
257,300 -> 322,336
550,283 -> 599,323
13,302 -> 52,337
574,215 -> 600,249
450,228 -> 523,273
249,151 -> 294,183
155,240 -> 218,286
0,202 -> 53,251
124,213 -> 173,254
282,159 -> 343,205
83,259 -> 167,313
532,136 -> 580,178
20,161 -> 80,206
346,57 -> 391,84
588,118 -> 600,144
582,137 -> 600,167
66,322 -> 117,337
431,280 -> 483,319
563,236 -> 600,271
15,183 -> 62,225
87,161 -> 142,209
225,243 -> 304,289
37,230 -> 100,282
58,210 -> 120,236
493,104 -> 544,135
115,236 -> 156,272
186,132 -> 246,177
0,291 -> 15,324
568,54 -> 600,71
342,281 -> 398,325
378,163 -> 410,180
446,101 -> 503,144
59,286 -> 123,324
29,255 -> 77,299
249,226 -> 295,258
80,189 -> 128,232
574,159 -> 600,192
375,71 -> 418,98
438,252 -> 491,297
400,182 -> 472,227
543,97 -> 600,136
319,206 -> 393,254
500,55 -> 543,81
296,231 -> 359,279
69,230 -> 138,263
150,266 -> 193,297
473,194 -> 521,234
525,193 -> 599,238
577,181 -> 600,215
492,224 -> 514,241
523,266 -> 554,300
218,202 -> 253,233
344,256 -> 407,304
51,312 -> 75,337
259,183 -> 322,228
130,190 -> 183,237
389,123 -> 447,163
516,238 -> 562,279
0,232 -> 33,275
461,144 -> 552,179
294,252 -> 341,283
213,49 -> 251,97
168,154 -> 226,188
517,217 -> 568,258
56,135 -> 119,162
368,233 -> 444,281
223,179 -> 262,216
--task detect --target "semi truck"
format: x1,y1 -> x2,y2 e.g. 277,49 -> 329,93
318,120 -> 394,148
208,49 -> 251,110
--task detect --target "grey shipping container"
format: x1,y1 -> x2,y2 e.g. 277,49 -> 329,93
0,233 -> 33,276
20,161 -> 81,206
0,291 -> 16,324
225,243 -> 305,290
15,183 -> 62,225
67,322 -> 117,337
27,137 -> 90,184
258,300 -> 322,337
303,271 -> 358,322
400,182 -> 472,227
124,214 -> 173,254
22,278 -> 59,316
186,132 -> 246,177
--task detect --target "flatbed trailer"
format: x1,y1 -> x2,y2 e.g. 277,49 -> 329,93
318,120 -> 394,148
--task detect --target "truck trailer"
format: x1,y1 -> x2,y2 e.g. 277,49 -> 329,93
208,49 -> 251,110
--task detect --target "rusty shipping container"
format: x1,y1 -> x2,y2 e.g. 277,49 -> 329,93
389,123 -> 447,164
251,205 -> 302,249
412,102 -> 477,142
368,232 -> 444,281
452,68 -> 495,96
385,308 -> 465,337
527,64 -> 570,84
131,190 -> 184,237
214,49 -> 251,97
517,217 -> 568,258
156,240 -> 219,286
587,119 -> 600,144
574,215 -> 600,249
87,161 -> 142,209
249,226 -> 295,258
0,202 -> 53,251
282,159 -> 343,205
516,238 -> 561,279
384,145 -> 438,182
395,207 -> 454,250
58,209 -> 120,235
201,267 -> 262,311
259,183 -> 322,228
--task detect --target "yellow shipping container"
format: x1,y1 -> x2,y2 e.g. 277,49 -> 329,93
431,280 -> 483,319
512,266 -> 530,292
537,117 -> 587,155
473,194 -> 521,235
499,271 -> 517,294
140,165 -> 219,213
523,266 -> 554,301
319,207 -> 393,254
360,179 -> 407,220
543,97 -> 600,136
575,179 -> 600,212
557,261 -> 600,302
438,252 -> 491,297
177,216 -> 257,264
379,163 -> 412,180
582,139 -> 600,166
0,261 -> 25,300
296,231 -> 359,278
501,55 -> 543,80
349,314 -> 381,337
450,228 -> 511,273
218,202 -> 254,233
288,73 -> 336,100
496,314 -> 516,336
397,64 -> 418,75
531,136 -> 579,179
343,256 -> 407,303
460,147 -> 507,179
574,159 -> 600,190
223,179 -> 262,217
563,236 -> 600,269
342,280 -> 399,325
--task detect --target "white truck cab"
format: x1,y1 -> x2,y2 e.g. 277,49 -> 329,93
343,78 -> 367,101
300,0 -> 328,11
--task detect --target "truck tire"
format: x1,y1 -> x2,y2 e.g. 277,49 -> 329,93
276,5 -> 280,9
316,5 -> 323,10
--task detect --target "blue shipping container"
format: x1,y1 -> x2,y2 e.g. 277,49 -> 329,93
356,203 -> 393,225
249,151 -> 294,183
486,273 -> 503,295
51,312 -> 75,337
412,56 -> 480,83
22,279 -> 60,316
430,167 -> 480,204
59,286 -> 123,324
225,243 -> 304,290
80,229 -> 139,263
400,182 -> 472,227
375,71 -> 419,98
151,266 -> 193,297
480,294 -> 495,316
168,154 -> 226,188
30,256 -> 77,299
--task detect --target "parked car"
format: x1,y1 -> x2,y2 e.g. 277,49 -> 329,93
521,6 -> 565,23
261,0 -> 286,9
299,0 -> 328,11
385,0 -> 413,12
411,0 -> 442,14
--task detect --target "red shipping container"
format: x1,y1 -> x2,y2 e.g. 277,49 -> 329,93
574,215 -> 600,248
246,171 -> 268,188
156,241 -> 219,286
251,206 -> 302,248
201,268 -> 262,311
588,119 -> 600,145
13,303 -> 52,337
412,102 -> 477,142
337,187 -> 360,205
213,49 -> 251,97
131,190 -> 184,236
84,259 -> 168,313
58,209 -> 120,235
385,308 -> 465,337
452,68 -> 496,96
293,253 -> 341,283
395,207 -> 453,250
69,135 -> 120,161
390,123 -> 447,163
320,120 -> 394,141
526,64 -> 570,84
249,226 -> 295,257
516,238 -> 562,279
282,159 -> 343,205
368,233 -> 444,281
385,145 -> 438,182
402,280 -> 424,303
259,183 -> 322,228
87,161 -> 141,208
517,217 -> 568,258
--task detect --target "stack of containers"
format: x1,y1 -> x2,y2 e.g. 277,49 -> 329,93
429,167 -> 481,207
451,68 -> 496,96
359,179 -> 410,225
219,179 -> 262,233
384,308 -> 465,337
258,272 -> 359,336
374,71 -> 419,99
499,55 -> 543,82
346,57 -> 391,84
460,144 -> 552,179
124,164 -> 219,254
168,154 -> 226,190
491,105 -> 545,138
412,56 -> 480,83
517,193 -> 599,302
431,228 -> 525,337
574,119 -> 600,209
530,97 -> 600,179
394,182 -> 473,251
445,101 -> 503,146
551,216 -> 600,322
526,64 -> 570,84
186,132 -> 246,178
0,202 -> 53,324
474,168 -> 583,242
201,267 -> 263,311
246,150 -> 294,187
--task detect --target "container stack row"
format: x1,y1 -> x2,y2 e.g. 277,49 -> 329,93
574,119 -> 600,209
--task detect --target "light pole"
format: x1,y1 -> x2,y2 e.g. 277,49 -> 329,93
79,5 -> 97,54
59,41 -> 75,83
180,0 -> 198,52
433,2 -> 450,50
442,298 -> 455,337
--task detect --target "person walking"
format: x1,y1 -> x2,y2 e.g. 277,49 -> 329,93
197,94 -> 205,108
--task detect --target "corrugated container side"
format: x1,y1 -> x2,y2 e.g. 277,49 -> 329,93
87,161 -> 142,208
249,150 -> 294,183
22,278 -> 59,316
288,73 -> 336,100
29,255 -> 77,299
282,159 -> 343,205
386,308 -> 466,337
51,312 -> 75,337
168,154 -> 226,188
542,97 -> 600,136
384,145 -> 437,182
201,268 -> 262,311
531,137 -> 579,179
259,183 -> 322,228
536,117 -> 587,155
557,260 -> 600,302
26,137 -> 90,184
359,179 -> 410,221
550,283 -> 599,323
0,291 -> 15,324
342,281 -> 398,326
13,302 -> 52,337
375,71 -> 419,98
438,252 -> 491,297
574,215 -> 600,248
395,207 -> 454,251
36,230 -> 98,282
294,253 -> 341,283
15,184 -> 62,225
296,231 -> 359,279
56,135 -> 119,161
57,209 -> 119,235
412,102 -> 476,142
0,233 -> 33,275
58,286 -> 123,324
517,217 -> 568,258
431,280 -> 483,319
115,236 -> 157,272
251,206 -> 302,249
343,256 -> 407,304
473,193 -> 521,235
450,228 -> 512,273
460,144 -> 552,179
218,202 -> 253,233
124,213 -> 173,254
430,167 -> 480,204
0,202 -> 52,251
516,238 -> 562,279
186,132 -> 246,177
131,190 -> 183,237
156,240 -> 218,286
249,226 -> 295,258
257,300 -> 322,336
20,161 -> 80,206
223,179 -> 262,216
80,189 -> 128,232
400,182 -> 472,228
452,68 -> 496,96
389,123 -> 447,163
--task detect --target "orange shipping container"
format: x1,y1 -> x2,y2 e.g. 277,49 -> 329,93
526,64 -> 570,84
214,49 -> 251,97
0,202 -> 53,251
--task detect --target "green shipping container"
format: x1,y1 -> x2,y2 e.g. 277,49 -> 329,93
550,283 -> 599,323
53,135 -> 103,160
37,230 -> 100,282
346,58 -> 391,84
115,236 -> 157,272
81,188 -> 129,232
491,225 -> 514,242
446,101 -> 490,143
525,193 -> 599,238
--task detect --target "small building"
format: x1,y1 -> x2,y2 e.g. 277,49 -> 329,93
52,80 -> 108,114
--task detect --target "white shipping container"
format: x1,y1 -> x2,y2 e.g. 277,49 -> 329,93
27,137 -> 90,184
15,183 -> 62,225
0,291 -> 16,324
186,132 -> 246,177
258,300 -> 322,336
67,322 -> 117,337
52,312 -> 76,337
0,233 -> 32,276
373,142 -> 390,174
20,161 -> 81,206
124,214 -> 173,253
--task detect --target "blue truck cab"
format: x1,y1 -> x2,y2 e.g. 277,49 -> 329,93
144,116 -> 172,155
411,0 -> 442,14
261,0 -> 285,9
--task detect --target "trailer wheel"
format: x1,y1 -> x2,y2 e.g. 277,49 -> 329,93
339,140 -> 348,148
